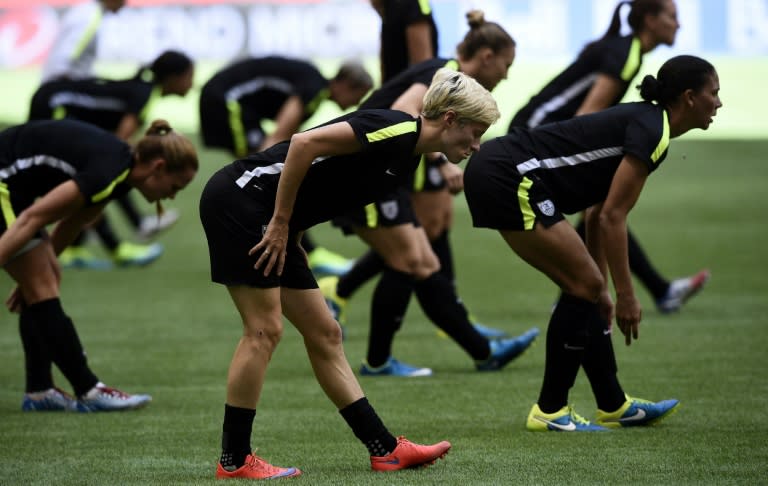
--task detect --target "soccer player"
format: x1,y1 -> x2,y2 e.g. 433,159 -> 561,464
30,50 -> 195,268
199,56 -> 374,277
508,0 -> 709,313
41,0 -> 126,83
464,55 -> 721,430
321,10 -> 536,377
199,69 -> 496,479
370,0 -> 439,83
0,119 -> 198,412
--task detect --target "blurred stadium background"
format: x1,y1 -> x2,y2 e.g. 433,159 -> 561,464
0,0 -> 766,138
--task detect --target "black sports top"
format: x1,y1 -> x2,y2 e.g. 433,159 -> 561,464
220,109 -> 422,230
361,57 -> 457,110
510,35 -> 643,129
379,0 -> 439,83
29,76 -> 158,131
201,56 -> 329,121
0,119 -> 133,208
477,102 -> 670,214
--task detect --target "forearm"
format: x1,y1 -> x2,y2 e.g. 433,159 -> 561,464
600,210 -> 633,298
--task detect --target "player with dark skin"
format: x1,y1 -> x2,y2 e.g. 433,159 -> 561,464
465,55 -> 721,431
509,0 -> 709,313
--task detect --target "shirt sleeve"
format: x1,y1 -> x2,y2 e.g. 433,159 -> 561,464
347,111 -> 419,155
623,106 -> 669,173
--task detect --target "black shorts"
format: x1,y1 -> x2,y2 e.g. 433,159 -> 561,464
464,137 -> 564,231
199,91 -> 265,156
199,168 -> 317,289
411,155 -> 446,192
331,186 -> 418,235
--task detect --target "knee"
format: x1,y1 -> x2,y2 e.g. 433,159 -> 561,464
242,319 -> 283,354
561,271 -> 604,302
304,319 -> 344,354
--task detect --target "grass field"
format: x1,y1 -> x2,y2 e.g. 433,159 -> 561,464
0,59 -> 767,484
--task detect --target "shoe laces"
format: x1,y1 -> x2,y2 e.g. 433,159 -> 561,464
567,406 -> 592,425
245,454 -> 286,475
94,385 -> 131,399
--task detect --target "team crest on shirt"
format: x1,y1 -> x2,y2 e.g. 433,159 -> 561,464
380,200 -> 399,220
537,200 -> 556,216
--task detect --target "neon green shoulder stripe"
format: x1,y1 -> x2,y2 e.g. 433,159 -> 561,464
444,59 -> 459,71
651,110 -> 670,164
71,7 -> 103,61
306,88 -> 330,118
92,168 -> 130,203
417,0 -> 432,14
0,182 -> 16,227
226,99 -> 248,158
620,37 -> 642,82
139,85 -> 163,125
365,120 -> 417,142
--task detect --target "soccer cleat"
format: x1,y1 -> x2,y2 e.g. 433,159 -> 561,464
370,436 -> 451,471
656,269 -> 711,313
307,247 -> 354,276
59,246 -> 112,270
595,395 -> 680,428
21,387 -> 78,412
318,276 -> 348,324
475,327 -> 540,371
112,241 -> 164,267
436,317 -> 508,339
526,403 -> 608,432
136,208 -> 180,241
216,454 -> 301,479
360,357 -> 433,377
72,383 -> 152,412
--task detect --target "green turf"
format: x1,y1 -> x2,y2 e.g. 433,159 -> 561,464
0,135 -> 766,484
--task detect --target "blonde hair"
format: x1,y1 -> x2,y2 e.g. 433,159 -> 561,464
422,69 -> 500,126
135,119 -> 198,173
134,119 -> 199,216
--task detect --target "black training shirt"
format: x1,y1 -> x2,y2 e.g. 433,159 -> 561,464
221,109 -> 422,230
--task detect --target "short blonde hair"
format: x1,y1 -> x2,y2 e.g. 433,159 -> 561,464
422,68 -> 500,126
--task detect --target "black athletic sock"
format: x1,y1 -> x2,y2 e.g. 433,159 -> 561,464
25,298 -> 99,397
582,316 -> 626,412
339,397 -> 397,456
93,217 -> 120,252
627,229 -> 670,300
220,404 -> 256,469
537,293 -> 591,413
300,233 -> 316,253
336,250 -> 384,299
117,193 -> 143,229
431,230 -> 455,283
413,272 -> 489,360
366,269 -> 414,367
19,307 -> 54,393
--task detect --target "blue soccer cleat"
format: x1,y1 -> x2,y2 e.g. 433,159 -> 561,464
360,357 -> 432,377
475,327 -> 539,371
72,383 -> 152,412
595,395 -> 680,428
22,387 -> 78,412
527,403 -> 609,432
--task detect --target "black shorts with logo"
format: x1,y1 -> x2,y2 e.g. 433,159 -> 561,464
199,167 -> 317,289
464,138 -> 564,231
331,186 -> 418,234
